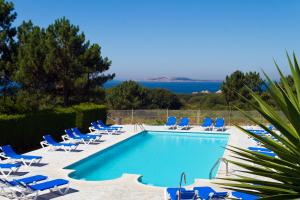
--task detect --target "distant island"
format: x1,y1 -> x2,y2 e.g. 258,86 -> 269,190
144,76 -> 222,82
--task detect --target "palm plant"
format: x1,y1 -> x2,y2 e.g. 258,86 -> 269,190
219,53 -> 300,199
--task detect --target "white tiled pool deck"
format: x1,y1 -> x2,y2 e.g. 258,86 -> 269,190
0,125 -> 258,200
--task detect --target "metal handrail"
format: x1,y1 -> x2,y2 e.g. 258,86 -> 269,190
178,172 -> 186,200
209,157 -> 229,179
134,123 -> 145,131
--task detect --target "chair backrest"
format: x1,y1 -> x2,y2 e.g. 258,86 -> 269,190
178,191 -> 197,200
180,117 -> 189,125
268,124 -> 273,130
65,129 -> 76,139
1,145 -> 18,157
166,116 -> 176,125
203,117 -> 212,126
215,118 -> 224,126
72,128 -> 82,136
91,122 -> 99,128
43,135 -> 57,145
97,120 -> 106,127
14,180 -> 34,191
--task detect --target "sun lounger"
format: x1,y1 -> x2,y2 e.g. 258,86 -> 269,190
72,127 -> 102,141
89,122 -> 119,135
41,135 -> 78,152
231,191 -> 259,200
246,125 -> 273,134
1,175 -> 48,198
214,118 -> 225,131
0,163 -> 21,176
250,149 -> 276,157
16,178 -> 70,200
165,116 -> 177,129
201,117 -> 213,131
193,186 -> 228,199
166,188 -> 198,200
97,120 -> 122,130
177,117 -> 189,130
63,129 -> 95,144
0,145 -> 42,166
247,147 -> 272,152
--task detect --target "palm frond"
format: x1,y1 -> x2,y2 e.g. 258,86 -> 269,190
217,53 -> 300,199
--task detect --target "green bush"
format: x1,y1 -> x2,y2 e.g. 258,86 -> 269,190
72,103 -> 107,131
0,103 -> 107,153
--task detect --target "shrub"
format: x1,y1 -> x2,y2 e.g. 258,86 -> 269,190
72,103 -> 107,131
0,103 -> 107,153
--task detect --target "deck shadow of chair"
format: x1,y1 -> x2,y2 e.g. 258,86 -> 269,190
53,149 -> 83,153
26,162 -> 48,167
34,188 -> 79,200
3,171 -> 29,177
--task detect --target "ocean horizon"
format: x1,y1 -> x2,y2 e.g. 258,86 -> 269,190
104,80 -> 222,94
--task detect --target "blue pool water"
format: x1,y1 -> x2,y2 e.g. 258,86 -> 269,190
66,131 -> 228,187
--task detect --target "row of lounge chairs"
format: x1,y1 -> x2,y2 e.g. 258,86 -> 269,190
165,116 -> 225,131
0,175 -> 70,200
166,186 -> 258,200
0,145 -> 70,200
40,120 -> 123,152
0,119 -> 122,199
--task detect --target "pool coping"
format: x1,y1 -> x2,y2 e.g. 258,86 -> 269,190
12,125 -> 256,200
63,127 -> 230,188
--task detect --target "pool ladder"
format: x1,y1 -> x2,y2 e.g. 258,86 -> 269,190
209,157 -> 229,179
134,123 -> 145,131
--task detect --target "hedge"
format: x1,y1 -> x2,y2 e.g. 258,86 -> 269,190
0,104 -> 107,153
73,103 -> 107,131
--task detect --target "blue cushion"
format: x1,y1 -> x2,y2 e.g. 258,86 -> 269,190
0,163 -> 21,169
179,190 -> 197,199
167,188 -> 186,200
9,175 -> 47,186
29,179 -> 69,191
194,186 -> 227,199
232,191 -> 259,200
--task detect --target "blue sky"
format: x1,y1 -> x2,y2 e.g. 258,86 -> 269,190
12,0 -> 300,80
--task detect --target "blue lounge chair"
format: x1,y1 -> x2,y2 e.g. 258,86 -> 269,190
72,128 -> 102,140
166,188 -> 198,200
193,186 -> 228,200
6,175 -> 48,186
201,117 -> 213,131
89,122 -> 119,135
214,118 -> 225,131
165,116 -> 177,129
246,125 -> 273,134
177,117 -> 189,130
41,135 -> 78,152
63,129 -> 95,145
0,163 -> 21,176
16,178 -> 70,199
231,191 -> 259,200
97,120 -> 122,130
0,175 -> 48,198
250,149 -> 276,157
247,147 -> 272,152
0,145 -> 42,166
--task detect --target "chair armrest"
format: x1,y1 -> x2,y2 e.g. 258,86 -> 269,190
62,134 -> 69,141
40,141 -> 49,148
0,152 -> 8,159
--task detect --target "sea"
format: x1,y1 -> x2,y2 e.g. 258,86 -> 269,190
104,80 -> 222,94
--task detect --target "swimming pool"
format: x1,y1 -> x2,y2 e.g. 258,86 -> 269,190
65,131 -> 229,187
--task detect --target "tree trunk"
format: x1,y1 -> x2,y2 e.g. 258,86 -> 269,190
63,80 -> 69,106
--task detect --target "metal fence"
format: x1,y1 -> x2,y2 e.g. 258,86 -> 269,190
106,109 -> 276,126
